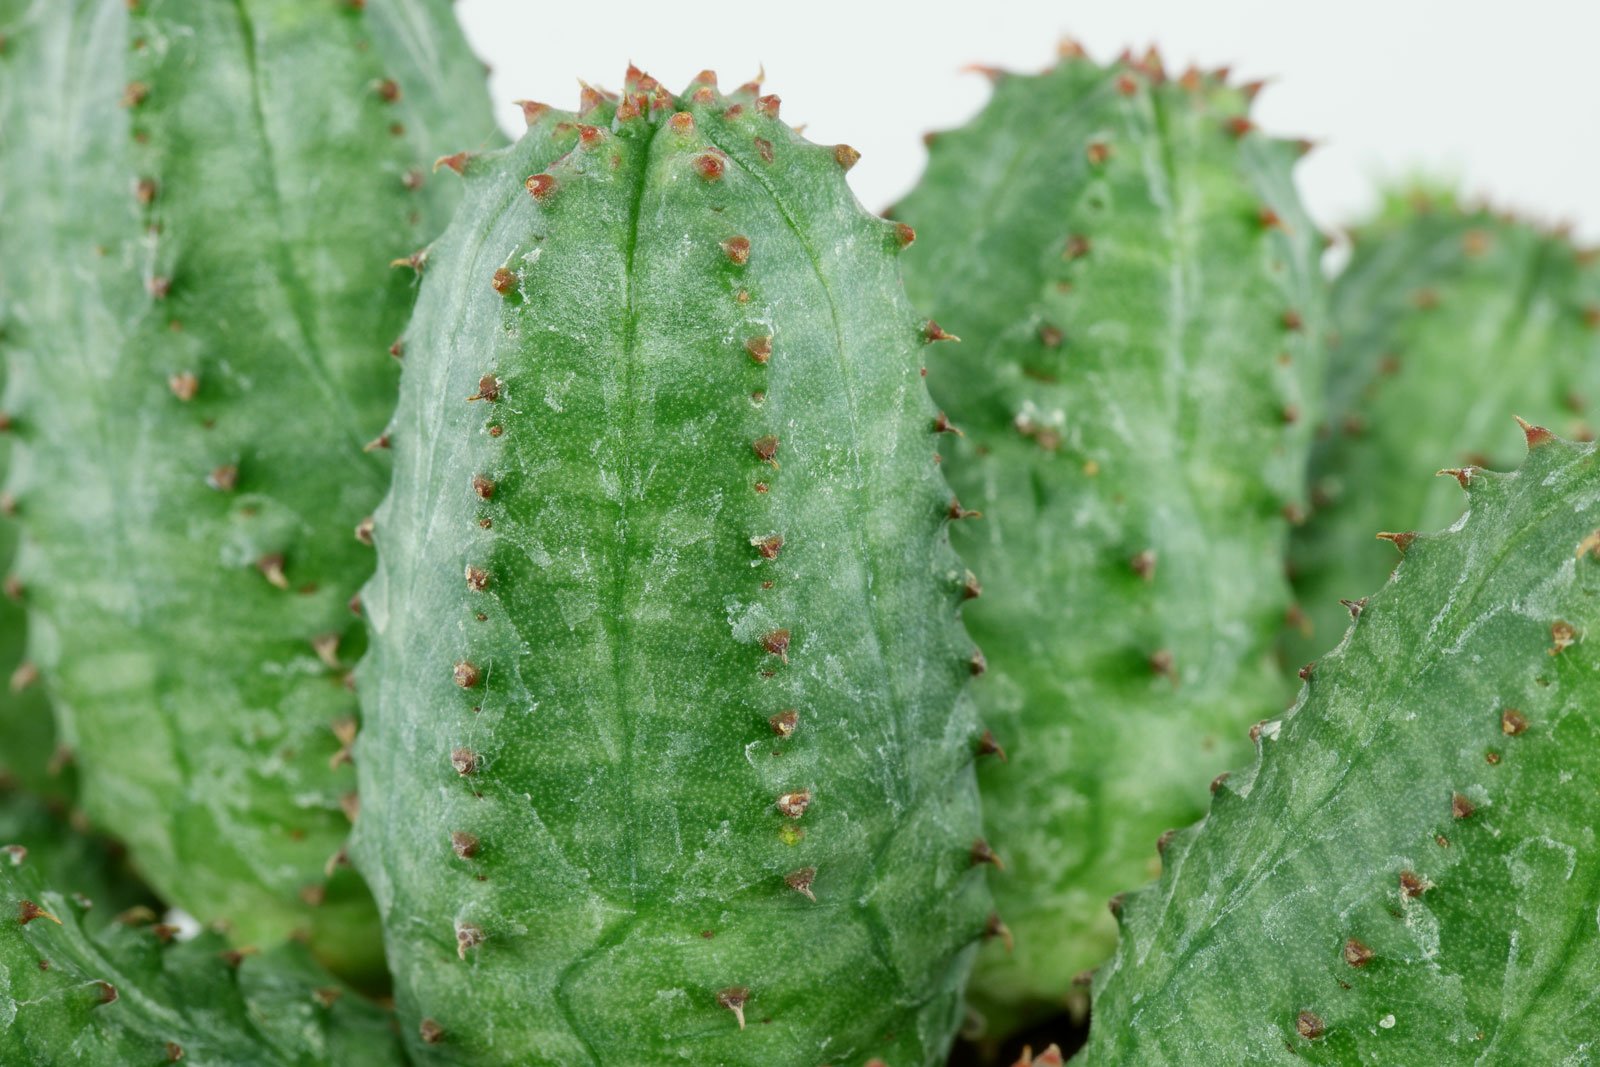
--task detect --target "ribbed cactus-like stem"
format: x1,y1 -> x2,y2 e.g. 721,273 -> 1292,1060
0,0 -> 497,977
1083,424 -> 1600,1064
892,46 -> 1327,1020
352,68 -> 993,1066
1289,186 -> 1600,667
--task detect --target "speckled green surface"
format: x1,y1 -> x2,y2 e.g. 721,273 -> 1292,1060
894,50 -> 1327,1023
1084,427 -> 1600,1064
352,70 -> 993,1066
0,0 -> 497,978
1,809 -> 405,1066
1290,187 -> 1600,668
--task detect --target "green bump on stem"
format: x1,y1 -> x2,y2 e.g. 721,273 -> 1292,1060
0,792 -> 405,1066
0,0 -> 497,979
1084,429 -> 1600,1064
893,48 -> 1329,1021
1289,184 -> 1600,667
352,67 -> 992,1066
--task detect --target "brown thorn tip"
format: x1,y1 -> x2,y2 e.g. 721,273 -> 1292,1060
962,570 -> 982,600
977,729 -> 1006,761
1437,467 -> 1474,488
717,987 -> 749,1029
834,144 -> 861,170
970,649 -> 987,676
1340,597 -> 1367,619
434,152 -> 470,174
8,662 -> 37,694
785,867 -> 816,901
206,460 -> 236,489
256,553 -> 288,589
695,153 -> 725,181
467,374 -> 501,402
18,900 -> 61,925
1343,937 -> 1373,967
1376,530 -> 1416,553
925,320 -> 959,343
1515,415 -> 1554,448
761,629 -> 791,662
971,838 -> 1003,869
894,222 -> 916,248
1130,549 -> 1157,581
775,790 -> 810,818
1298,661 -> 1314,681
984,912 -> 1015,952
525,173 -> 556,201
515,99 -> 549,126
960,63 -> 1005,83
455,922 -> 484,959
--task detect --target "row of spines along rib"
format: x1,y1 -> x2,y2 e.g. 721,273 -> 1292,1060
1085,424 -> 1600,1063
352,67 -> 999,1066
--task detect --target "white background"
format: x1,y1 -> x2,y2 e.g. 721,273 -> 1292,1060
456,0 -> 1599,241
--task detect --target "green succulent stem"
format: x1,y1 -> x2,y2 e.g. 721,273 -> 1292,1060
1,785 -> 405,1065
1084,426 -> 1600,1064
1289,185 -> 1600,668
893,48 -> 1328,1022
352,68 -> 992,1066
0,0 -> 498,979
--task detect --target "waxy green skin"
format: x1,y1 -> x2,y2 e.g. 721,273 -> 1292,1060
353,70 -> 993,1066
0,39 -> 56,803
0,0 -> 497,977
0,785 -> 155,922
1084,429 -> 1600,1064
1,793 -> 405,1066
893,53 -> 1326,1019
1289,189 -> 1600,668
